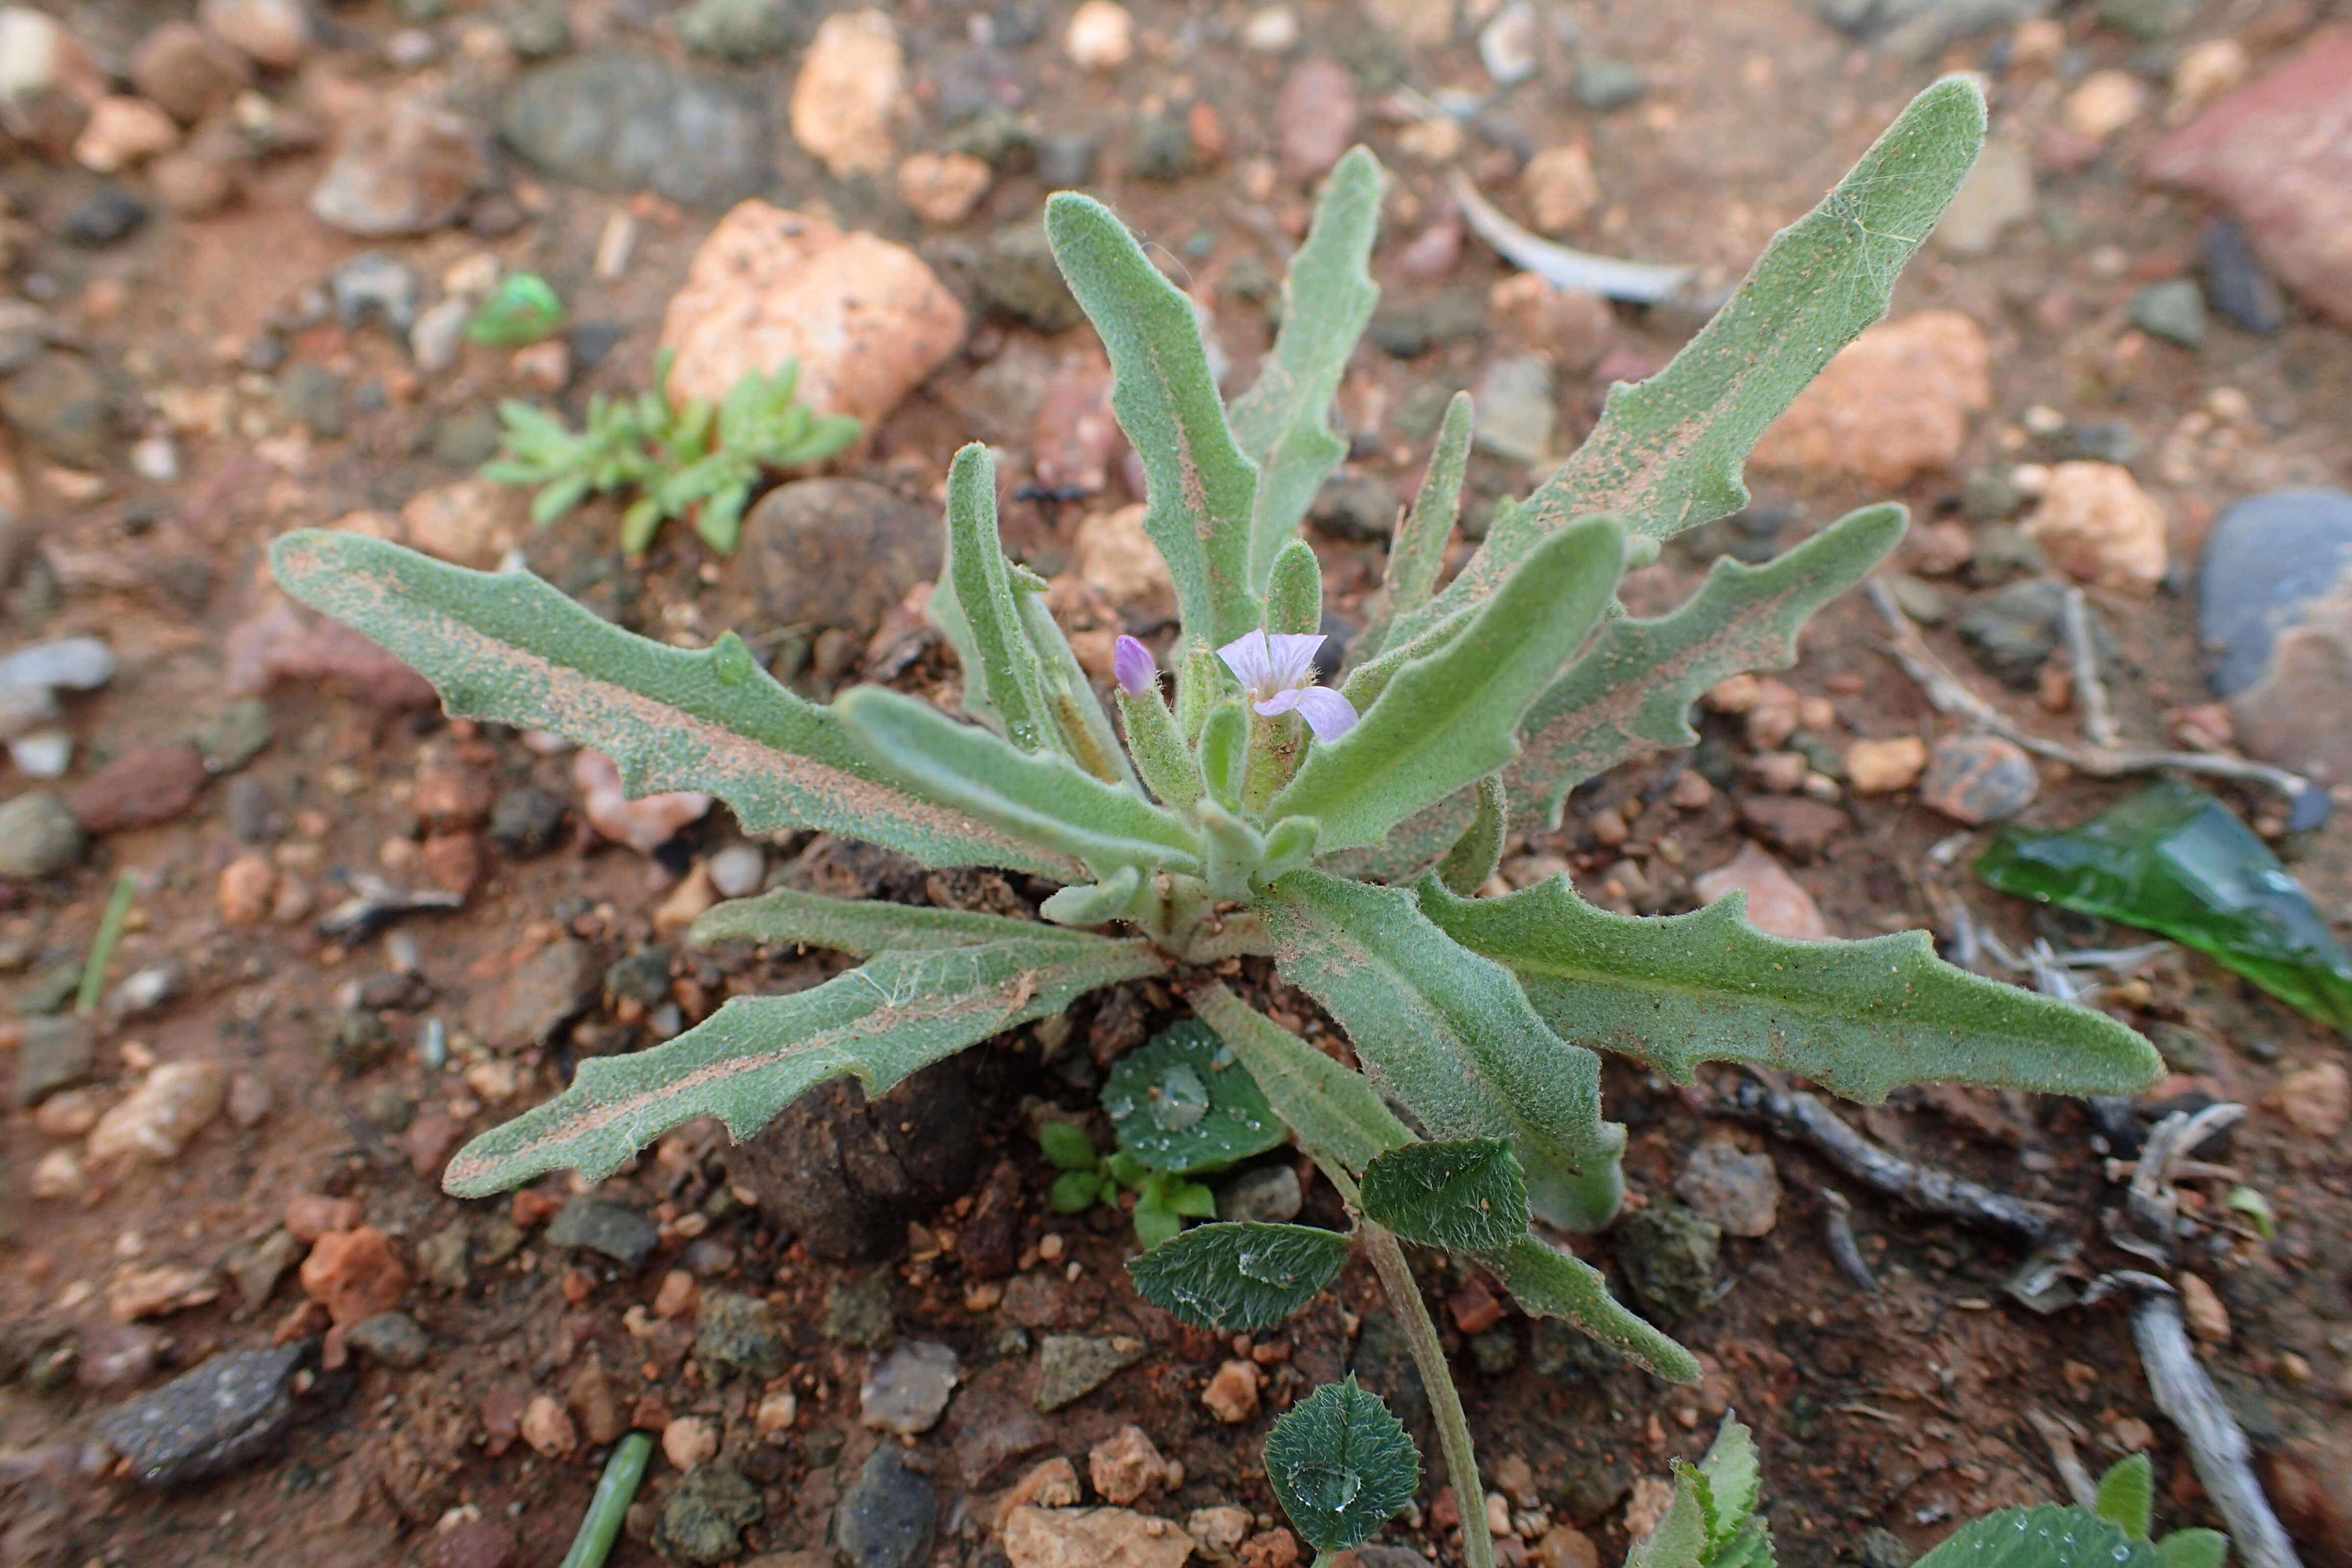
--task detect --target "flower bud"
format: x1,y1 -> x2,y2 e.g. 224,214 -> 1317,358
1113,634 -> 1157,697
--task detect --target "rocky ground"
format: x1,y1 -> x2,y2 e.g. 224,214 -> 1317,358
5,0 -> 2352,1565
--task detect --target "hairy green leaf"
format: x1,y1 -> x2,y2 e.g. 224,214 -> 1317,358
442,935 -> 1163,1195
1419,873 -> 2163,1100
1360,389 -> 1472,666
1013,586 -> 1131,786
1105,1021 -> 1288,1173
1047,194 -> 1262,647
1189,981 -> 1412,1177
1360,1138 -> 1527,1253
2152,1532 -> 2227,1568
1275,517 -> 1625,854
1040,1120 -> 1100,1172
1627,1468 -> 1712,1568
1126,1221 -> 1353,1331
1700,1418 -> 1763,1554
691,886 -> 1095,958
1264,1376 -> 1420,1554
1488,1234 -> 1699,1382
836,687 -> 1200,879
939,443 -> 1057,753
1436,775 -> 1507,897
1507,504 -> 1905,830
1039,865 -> 1148,927
1229,145 -> 1384,589
2096,1456 -> 2155,1540
270,532 -> 1084,880
1389,77 -> 1984,652
1262,870 -> 1626,1230
1915,1510 -> 2166,1568
1263,537 -> 1324,638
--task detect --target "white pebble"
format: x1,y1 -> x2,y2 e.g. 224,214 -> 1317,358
1241,5 -> 1298,52
130,435 -> 179,481
708,844 -> 767,899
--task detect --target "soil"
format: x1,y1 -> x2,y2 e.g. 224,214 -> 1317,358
7,1 -> 2352,1566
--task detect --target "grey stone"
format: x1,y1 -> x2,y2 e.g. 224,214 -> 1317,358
861,1340 -> 959,1435
1469,1327 -> 1520,1374
277,363 -> 347,438
1572,56 -> 1646,111
219,1228 -> 299,1312
1816,0 -> 2035,61
545,1198 -> 658,1268
822,1271 -> 896,1348
2200,217 -> 2287,336
676,0 -> 804,62
416,1222 -> 472,1292
1610,1204 -> 1721,1324
947,1386 -> 1052,1486
834,1443 -> 937,1568
0,352 -> 113,466
226,776 -> 283,844
1368,289 -> 1486,357
1034,132 -> 1097,188
1673,1140 -> 1781,1238
1934,137 -> 2033,257
487,785 -> 567,856
346,1311 -> 430,1368
1309,471 -> 1403,542
0,635 -> 113,699
308,97 -> 487,237
498,54 -> 769,210
2199,489 -> 2352,697
410,296 -> 472,374
94,1344 -> 304,1487
109,962 -> 183,1019
330,253 -> 423,334
695,1290 -> 788,1377
1472,353 -> 1556,465
2097,0 -> 2195,39
193,698 -> 275,773
655,1459 -> 765,1565
1214,1163 -> 1303,1223
463,936 -> 598,1049
62,189 -> 148,247
604,945 -> 673,1007
969,218 -> 1085,333
2129,279 -> 2207,349
14,1014 -> 94,1106
1884,572 -> 1950,625
1034,1334 -> 1145,1411
1919,733 -> 2039,824
730,1058 -> 978,1261
500,0 -> 571,56
1957,577 -> 2072,690
1130,111 -> 1193,181
744,478 -> 944,647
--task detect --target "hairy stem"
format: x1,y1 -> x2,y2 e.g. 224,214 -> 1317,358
1324,1162 -> 1495,1568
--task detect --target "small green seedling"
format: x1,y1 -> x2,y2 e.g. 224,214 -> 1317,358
272,80 -> 2166,1568
466,272 -> 568,347
483,353 -> 860,554
1036,1116 -> 1216,1248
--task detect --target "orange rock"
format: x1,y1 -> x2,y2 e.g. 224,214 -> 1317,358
1693,843 -> 1830,942
299,1226 -> 410,1326
789,10 -> 904,176
1843,736 -> 1929,795
658,201 -> 965,428
1087,1425 -> 1182,1505
897,150 -> 991,226
2024,461 -> 2169,593
2275,1061 -> 2350,1137
1751,311 -> 1992,486
218,852 -> 277,925
284,1193 -> 362,1243
521,1393 -> 578,1459
1200,1360 -> 1261,1424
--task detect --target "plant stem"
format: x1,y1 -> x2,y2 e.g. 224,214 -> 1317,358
1324,1162 -> 1496,1568
76,871 -> 138,1017
558,1430 -> 654,1568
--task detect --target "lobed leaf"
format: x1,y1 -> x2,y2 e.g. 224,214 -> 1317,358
269,532 -> 1085,880
1263,1376 -> 1420,1554
938,444 -> 1058,753
1104,1021 -> 1289,1173
690,886 -> 1098,958
1488,1234 -> 1700,1382
1914,1509 -> 2166,1568
1436,775 -> 1507,897
1699,1418 -> 1763,1554
1506,504 -> 1905,830
1418,874 -> 2163,1101
836,687 -> 1200,880
1047,194 -> 1263,648
1274,516 -> 1625,854
1261,870 -> 1626,1231
1625,1467 -> 1712,1568
442,935 -> 1164,1195
1359,1138 -> 1528,1253
1229,145 -> 1384,590
1188,981 -> 1412,1177
1126,1221 -> 1353,1331
1387,77 -> 1985,653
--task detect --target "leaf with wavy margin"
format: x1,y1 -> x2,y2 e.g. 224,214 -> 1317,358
270,531 -> 1083,881
691,886 -> 1105,958
443,934 -> 1164,1195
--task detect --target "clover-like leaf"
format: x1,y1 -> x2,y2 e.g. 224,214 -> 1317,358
1263,1376 -> 1420,1554
1039,1121 -> 1100,1173
1126,1221 -> 1352,1331
2094,1455 -> 2154,1540
1359,1138 -> 1528,1254
2153,1532 -> 2228,1568
1104,1022 -> 1288,1174
1914,1509 -> 2166,1568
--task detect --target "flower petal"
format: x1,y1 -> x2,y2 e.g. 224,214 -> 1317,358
1217,629 -> 1276,693
1261,632 -> 1328,691
1252,688 -> 1304,718
1291,685 -> 1360,743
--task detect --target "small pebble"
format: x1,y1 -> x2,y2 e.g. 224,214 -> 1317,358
1063,0 -> 1132,69
1918,734 -> 2038,824
664,1414 -> 719,1469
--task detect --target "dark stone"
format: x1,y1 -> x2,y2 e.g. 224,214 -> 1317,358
1735,795 -> 1848,861
947,106 -> 1036,173
498,54 -> 768,210
655,1459 -> 765,1565
1957,577 -> 2072,689
277,363 -> 348,438
744,478 -> 943,646
226,776 -> 284,844
2128,279 -> 2206,349
328,1009 -> 398,1075
694,1290 -> 788,1378
821,1270 -> 896,1348
1033,1333 -> 1145,1412
604,944 -> 674,1006
2200,216 -> 2287,336
545,1198 -> 659,1268
194,698 -> 275,773
947,1385 -> 1052,1487
0,352 -> 113,466
346,1311 -> 430,1368
1610,1204 -> 1721,1324
676,0 -> 805,62
1129,111 -> 1193,181
968,217 -> 1086,333
1368,289 -> 1487,357
14,1015 -> 94,1107
786,835 -> 927,901
329,253 -> 423,334
94,1344 -> 304,1487
0,790 -> 85,878
487,785 -> 566,856
500,0 -> 572,57
834,1444 -> 937,1568
62,188 -> 149,247
729,1058 -> 981,1260
1034,132 -> 1097,188
1468,1327 -> 1520,1374
1310,471 -> 1403,542
957,1160 -> 1024,1281
1572,56 -> 1646,110
430,406 -> 503,468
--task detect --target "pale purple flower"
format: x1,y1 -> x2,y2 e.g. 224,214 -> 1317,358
1112,634 -> 1158,697
1216,629 -> 1360,742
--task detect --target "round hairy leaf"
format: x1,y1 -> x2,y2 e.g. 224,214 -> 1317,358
1104,1021 -> 1287,1173
1263,1376 -> 1420,1553
1359,1138 -> 1528,1252
1915,1507 -> 2165,1568
1039,1121 -> 1099,1172
1126,1222 -> 1352,1330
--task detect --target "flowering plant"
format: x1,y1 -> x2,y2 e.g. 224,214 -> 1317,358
270,78 -> 2159,1564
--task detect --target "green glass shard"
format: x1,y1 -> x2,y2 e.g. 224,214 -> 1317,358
467,273 -> 567,346
1976,778 -> 2352,1035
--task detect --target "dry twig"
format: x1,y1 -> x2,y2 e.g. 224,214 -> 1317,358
1819,1188 -> 1879,1293
2023,1407 -> 2100,1510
